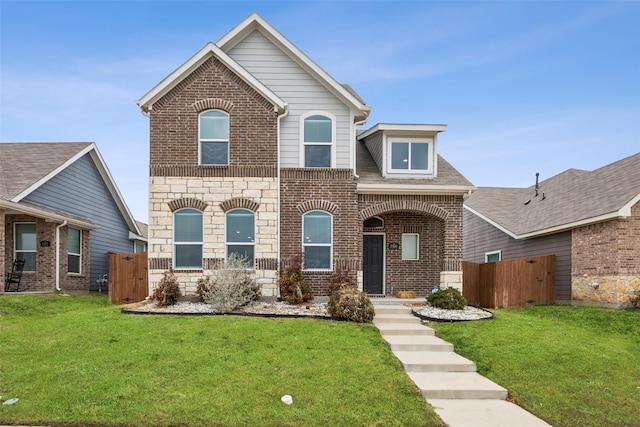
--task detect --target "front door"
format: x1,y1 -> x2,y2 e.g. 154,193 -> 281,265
363,234 -> 384,294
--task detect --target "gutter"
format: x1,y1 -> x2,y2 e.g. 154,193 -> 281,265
55,221 -> 68,292
276,103 -> 290,298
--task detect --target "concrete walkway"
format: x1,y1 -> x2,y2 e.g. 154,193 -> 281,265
372,299 -> 552,427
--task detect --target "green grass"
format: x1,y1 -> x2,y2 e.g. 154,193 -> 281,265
0,294 -> 442,427
431,305 -> 640,427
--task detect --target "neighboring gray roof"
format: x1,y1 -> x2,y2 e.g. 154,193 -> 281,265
0,142 -> 92,200
356,140 -> 474,189
135,220 -> 149,239
465,152 -> 640,238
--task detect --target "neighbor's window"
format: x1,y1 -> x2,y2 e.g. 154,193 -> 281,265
401,233 -> 419,260
68,228 -> 81,274
302,211 -> 332,270
226,209 -> 255,268
199,110 -> 229,165
134,241 -> 146,253
485,251 -> 501,263
174,209 -> 203,269
303,114 -> 333,167
15,223 -> 36,272
388,137 -> 433,173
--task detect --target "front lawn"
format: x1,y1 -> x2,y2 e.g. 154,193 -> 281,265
432,305 -> 640,427
0,294 -> 442,427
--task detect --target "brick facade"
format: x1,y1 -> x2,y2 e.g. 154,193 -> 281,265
4,215 -> 90,292
571,201 -> 640,306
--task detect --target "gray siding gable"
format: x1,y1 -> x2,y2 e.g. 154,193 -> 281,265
24,153 -> 133,289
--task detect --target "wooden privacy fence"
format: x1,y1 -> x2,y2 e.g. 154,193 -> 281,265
463,255 -> 555,309
108,252 -> 148,304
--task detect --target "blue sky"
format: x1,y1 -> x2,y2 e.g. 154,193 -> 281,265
1,1 -> 638,222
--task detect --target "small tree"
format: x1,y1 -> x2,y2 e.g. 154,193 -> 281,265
279,251 -> 313,304
327,269 -> 357,295
199,254 -> 260,313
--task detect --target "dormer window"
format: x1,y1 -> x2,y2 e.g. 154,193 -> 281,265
388,137 -> 434,175
302,113 -> 334,168
199,110 -> 229,165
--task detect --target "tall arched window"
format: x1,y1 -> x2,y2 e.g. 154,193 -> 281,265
302,113 -> 333,167
174,209 -> 203,269
226,209 -> 255,267
199,110 -> 229,165
302,210 -> 332,270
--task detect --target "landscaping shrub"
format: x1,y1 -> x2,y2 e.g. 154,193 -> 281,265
630,290 -> 640,309
198,254 -> 260,313
327,287 -> 375,323
150,270 -> 182,307
426,287 -> 467,310
327,269 -> 357,295
278,251 -> 313,304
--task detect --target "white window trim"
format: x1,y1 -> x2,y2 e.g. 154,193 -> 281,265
485,250 -> 502,263
302,210 -> 333,271
14,222 -> 36,272
133,241 -> 146,253
68,228 -> 82,275
299,111 -> 336,168
386,136 -> 434,176
173,209 -> 203,270
225,208 -> 256,268
401,233 -> 420,261
198,110 -> 230,166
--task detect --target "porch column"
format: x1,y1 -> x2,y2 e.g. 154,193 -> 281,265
0,208 -> 4,293
441,215 -> 463,291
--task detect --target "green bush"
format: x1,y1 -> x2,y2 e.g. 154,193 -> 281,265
327,269 -> 357,295
150,271 -> 182,307
327,287 -> 375,323
198,254 -> 260,313
278,251 -> 313,304
426,287 -> 467,310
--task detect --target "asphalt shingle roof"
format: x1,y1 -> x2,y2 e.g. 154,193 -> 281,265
465,152 -> 640,237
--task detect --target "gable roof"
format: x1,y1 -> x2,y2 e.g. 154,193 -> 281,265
217,12 -> 371,123
136,40 -> 287,114
465,152 -> 640,239
0,142 -> 141,235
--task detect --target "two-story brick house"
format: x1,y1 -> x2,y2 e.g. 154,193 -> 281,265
137,13 -> 474,297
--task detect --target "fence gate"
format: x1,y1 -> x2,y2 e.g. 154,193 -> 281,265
108,252 -> 148,304
463,255 -> 555,309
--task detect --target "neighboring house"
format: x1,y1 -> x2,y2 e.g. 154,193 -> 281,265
137,13 -> 474,297
0,142 -> 146,292
464,152 -> 640,307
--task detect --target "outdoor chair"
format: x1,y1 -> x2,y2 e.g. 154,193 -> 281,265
5,259 -> 26,292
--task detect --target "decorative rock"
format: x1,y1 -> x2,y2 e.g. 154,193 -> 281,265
281,395 -> 293,405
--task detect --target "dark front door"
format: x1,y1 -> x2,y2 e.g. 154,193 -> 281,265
363,234 -> 384,294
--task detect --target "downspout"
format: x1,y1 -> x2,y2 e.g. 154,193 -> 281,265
55,220 -> 68,292
276,104 -> 289,298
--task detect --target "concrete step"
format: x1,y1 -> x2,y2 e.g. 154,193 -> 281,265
383,335 -> 453,352
409,372 -> 508,399
427,399 -> 553,427
371,298 -> 424,305
394,351 -> 476,372
375,323 -> 435,336
373,304 -> 413,315
373,314 -> 421,324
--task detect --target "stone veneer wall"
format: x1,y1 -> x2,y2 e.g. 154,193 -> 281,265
571,202 -> 640,307
280,169 -> 360,295
148,176 -> 279,296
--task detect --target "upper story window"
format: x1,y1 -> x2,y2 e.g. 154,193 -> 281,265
15,222 -> 36,272
302,113 -> 334,168
68,228 -> 82,274
302,210 -> 332,270
199,110 -> 229,165
387,137 -> 434,175
226,209 -> 255,268
174,208 -> 203,269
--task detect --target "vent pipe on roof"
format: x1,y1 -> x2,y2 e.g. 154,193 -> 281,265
534,172 -> 540,197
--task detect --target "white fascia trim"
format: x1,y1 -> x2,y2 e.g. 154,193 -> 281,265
129,231 -> 148,242
216,13 -> 370,121
358,183 -> 476,196
0,199 -> 96,230
358,123 -> 448,141
136,42 -> 286,113
463,205 -> 520,239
